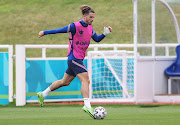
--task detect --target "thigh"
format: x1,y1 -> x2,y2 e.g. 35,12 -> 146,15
62,73 -> 75,84
76,72 -> 89,83
66,62 -> 76,77
71,60 -> 88,76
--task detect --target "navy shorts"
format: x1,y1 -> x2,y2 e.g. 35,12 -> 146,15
66,59 -> 87,77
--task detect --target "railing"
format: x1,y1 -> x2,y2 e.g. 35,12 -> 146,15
18,43 -> 178,58
15,43 -> 179,106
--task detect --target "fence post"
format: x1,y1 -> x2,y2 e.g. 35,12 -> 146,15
8,45 -> 13,102
16,45 -> 26,106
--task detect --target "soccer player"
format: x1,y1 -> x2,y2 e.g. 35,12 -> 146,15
37,5 -> 112,118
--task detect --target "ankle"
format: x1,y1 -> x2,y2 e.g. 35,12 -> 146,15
83,98 -> 91,108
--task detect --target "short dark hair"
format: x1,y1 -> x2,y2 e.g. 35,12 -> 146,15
80,5 -> 95,15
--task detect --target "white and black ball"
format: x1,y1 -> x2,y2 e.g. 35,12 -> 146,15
94,106 -> 107,119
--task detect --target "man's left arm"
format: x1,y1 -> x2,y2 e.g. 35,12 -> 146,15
92,26 -> 112,42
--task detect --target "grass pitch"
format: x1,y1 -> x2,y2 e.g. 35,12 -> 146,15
0,104 -> 180,125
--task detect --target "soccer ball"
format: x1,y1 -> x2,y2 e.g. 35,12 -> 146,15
94,106 -> 107,119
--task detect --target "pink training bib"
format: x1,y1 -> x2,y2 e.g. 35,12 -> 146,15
67,21 -> 93,59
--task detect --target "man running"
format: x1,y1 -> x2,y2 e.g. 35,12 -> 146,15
38,5 -> 112,118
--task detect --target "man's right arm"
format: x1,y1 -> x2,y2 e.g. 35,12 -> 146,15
38,23 -> 76,38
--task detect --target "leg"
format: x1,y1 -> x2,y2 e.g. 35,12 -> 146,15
49,73 -> 75,91
37,73 -> 75,107
168,78 -> 171,94
43,73 -> 75,97
76,72 -> 90,98
67,59 -> 94,118
77,72 -> 94,118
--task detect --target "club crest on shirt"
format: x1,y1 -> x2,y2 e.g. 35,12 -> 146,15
79,29 -> 84,36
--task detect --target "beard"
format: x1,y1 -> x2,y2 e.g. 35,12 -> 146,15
85,18 -> 93,25
88,21 -> 93,25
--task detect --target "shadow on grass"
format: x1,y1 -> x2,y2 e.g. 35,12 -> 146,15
139,105 -> 161,108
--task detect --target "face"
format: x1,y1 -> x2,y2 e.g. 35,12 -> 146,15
83,12 -> 95,25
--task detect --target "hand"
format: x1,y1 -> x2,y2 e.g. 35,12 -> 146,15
103,26 -> 112,36
108,26 -> 112,32
39,31 -> 44,38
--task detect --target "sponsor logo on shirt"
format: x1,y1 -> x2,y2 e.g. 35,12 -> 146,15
76,41 -> 89,45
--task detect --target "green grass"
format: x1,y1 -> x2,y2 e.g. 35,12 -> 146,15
0,104 -> 180,125
0,0 -> 134,94
0,0 -> 133,56
1,0 -> 180,89
1,2 -> 180,124
0,0 -> 179,55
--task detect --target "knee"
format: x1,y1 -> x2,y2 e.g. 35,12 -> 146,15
63,82 -> 70,86
87,79 -> 90,84
62,80 -> 71,86
82,79 -> 90,85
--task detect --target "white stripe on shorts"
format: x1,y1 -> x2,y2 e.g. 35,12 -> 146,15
72,60 -> 87,72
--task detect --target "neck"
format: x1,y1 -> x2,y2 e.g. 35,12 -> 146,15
82,19 -> 88,25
